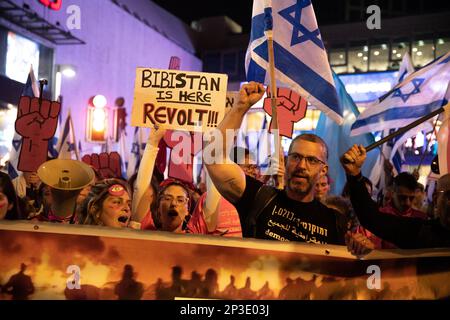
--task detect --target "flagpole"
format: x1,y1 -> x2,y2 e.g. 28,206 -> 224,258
365,104 -> 448,152
69,109 -> 80,160
264,1 -> 281,189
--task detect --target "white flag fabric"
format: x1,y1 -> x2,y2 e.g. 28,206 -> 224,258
369,53 -> 417,186
351,52 -> 450,136
246,0 -> 343,124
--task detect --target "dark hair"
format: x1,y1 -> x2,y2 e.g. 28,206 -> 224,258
78,178 -> 131,225
289,134 -> 328,160
393,172 -> 418,191
0,171 -> 23,220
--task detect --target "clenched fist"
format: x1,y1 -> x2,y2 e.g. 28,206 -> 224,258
15,96 -> 61,172
340,144 -> 366,177
82,152 -> 122,179
236,81 -> 265,113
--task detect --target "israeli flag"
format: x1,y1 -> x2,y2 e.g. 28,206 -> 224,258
126,127 -> 146,179
351,51 -> 450,136
246,0 -> 343,124
57,111 -> 79,160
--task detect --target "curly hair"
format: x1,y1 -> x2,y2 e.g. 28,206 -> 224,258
78,178 -> 131,226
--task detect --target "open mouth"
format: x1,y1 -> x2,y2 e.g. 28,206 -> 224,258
167,209 -> 179,217
117,215 -> 130,224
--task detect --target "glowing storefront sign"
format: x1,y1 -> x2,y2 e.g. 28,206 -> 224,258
339,71 -> 398,103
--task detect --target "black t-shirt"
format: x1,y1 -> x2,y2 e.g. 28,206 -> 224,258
234,175 -> 345,245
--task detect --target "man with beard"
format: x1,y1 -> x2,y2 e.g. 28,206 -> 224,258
341,144 -> 450,249
204,82 -> 344,245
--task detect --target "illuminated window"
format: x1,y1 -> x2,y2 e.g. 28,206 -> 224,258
412,39 -> 434,68
348,45 -> 368,73
436,38 -> 450,57
5,32 -> 39,83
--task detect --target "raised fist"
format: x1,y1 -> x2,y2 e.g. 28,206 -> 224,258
164,130 -> 203,183
15,96 -> 61,172
237,82 -> 265,113
264,87 -> 307,138
340,144 -> 367,177
82,152 -> 122,179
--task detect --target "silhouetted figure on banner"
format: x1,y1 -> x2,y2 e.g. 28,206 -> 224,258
257,281 -> 275,299
165,265 -> 188,299
3,263 -> 34,300
279,277 -> 297,299
221,275 -> 238,298
185,271 -> 202,298
114,264 -> 144,300
238,277 -> 257,299
201,268 -> 219,298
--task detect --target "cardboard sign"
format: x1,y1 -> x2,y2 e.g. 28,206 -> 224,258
81,152 -> 122,179
263,87 -> 308,138
15,96 -> 61,172
1,222 -> 450,300
131,68 -> 228,132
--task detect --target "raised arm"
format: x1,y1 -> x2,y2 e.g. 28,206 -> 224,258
341,145 -> 424,249
204,82 -> 265,204
131,127 -> 165,222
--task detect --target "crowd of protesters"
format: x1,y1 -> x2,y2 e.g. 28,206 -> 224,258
1,82 -> 449,261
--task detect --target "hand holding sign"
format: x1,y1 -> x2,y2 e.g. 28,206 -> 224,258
15,96 -> 61,172
263,88 -> 307,138
82,152 -> 122,179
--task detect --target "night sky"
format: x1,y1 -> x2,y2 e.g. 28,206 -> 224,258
151,0 -> 450,33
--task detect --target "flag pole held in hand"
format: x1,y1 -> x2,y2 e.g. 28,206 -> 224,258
264,5 -> 282,189
365,104 -> 447,152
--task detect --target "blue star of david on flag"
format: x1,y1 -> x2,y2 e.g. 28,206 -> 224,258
392,78 -> 424,103
278,0 -> 324,49
351,51 -> 450,136
245,0 -> 343,124
67,142 -> 75,152
131,142 -> 140,155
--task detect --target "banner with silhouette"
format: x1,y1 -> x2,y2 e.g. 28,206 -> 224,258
131,68 -> 228,132
0,222 -> 449,300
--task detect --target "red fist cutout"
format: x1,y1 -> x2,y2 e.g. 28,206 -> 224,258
263,87 -> 308,138
164,130 -> 203,183
82,152 -> 122,179
15,96 -> 61,172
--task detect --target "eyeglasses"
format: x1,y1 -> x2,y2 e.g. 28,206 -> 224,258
160,194 -> 189,206
287,153 -> 325,166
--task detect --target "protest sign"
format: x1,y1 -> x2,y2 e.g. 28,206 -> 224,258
132,69 -> 228,132
263,87 -> 308,138
16,96 -> 61,172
